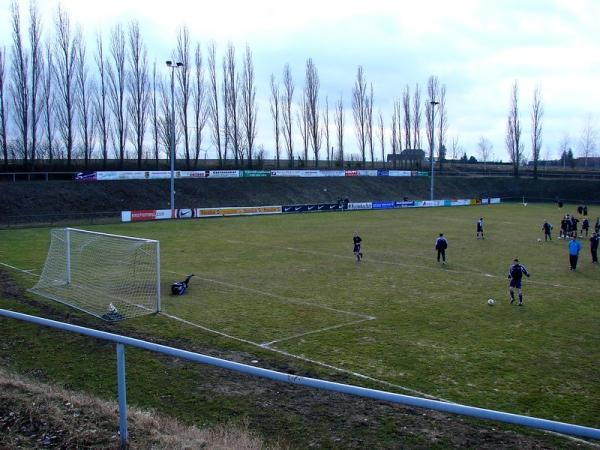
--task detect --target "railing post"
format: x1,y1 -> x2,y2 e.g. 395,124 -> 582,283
116,343 -> 128,448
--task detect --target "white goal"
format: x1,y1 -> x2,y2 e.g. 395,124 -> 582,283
30,228 -> 161,321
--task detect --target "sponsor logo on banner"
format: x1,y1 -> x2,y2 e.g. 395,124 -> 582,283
357,170 -> 378,177
130,210 -> 159,221
377,170 -> 389,176
242,170 -> 271,177
317,203 -> 339,211
396,201 -> 415,208
121,211 -> 132,222
196,206 -> 281,217
372,201 -> 395,209
187,171 -> 208,178
307,205 -> 318,211
321,170 -> 346,177
490,198 -> 501,204
388,170 -> 412,177
422,200 -> 444,207
207,170 -> 239,178
348,202 -> 372,210
450,199 -> 470,206
345,170 -> 359,177
75,171 -> 97,181
177,208 -> 195,219
282,206 -> 294,213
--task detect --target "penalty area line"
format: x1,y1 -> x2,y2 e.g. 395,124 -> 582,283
0,262 -> 39,277
160,311 -> 448,402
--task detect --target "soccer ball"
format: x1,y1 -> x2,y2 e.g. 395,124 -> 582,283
537,238 -> 542,242
487,298 -> 495,306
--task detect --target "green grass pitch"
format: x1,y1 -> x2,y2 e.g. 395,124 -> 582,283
1,202 -> 599,428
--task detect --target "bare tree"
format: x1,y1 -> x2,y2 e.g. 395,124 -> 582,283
558,133 -> 570,169
377,110 -> 385,168
192,42 -> 207,167
450,136 -> 461,160
425,76 -> 439,169
29,1 -> 43,168
477,136 -> 493,171
530,86 -> 543,178
334,95 -> 344,165
578,114 -> 598,167
367,84 -> 374,167
352,66 -> 368,165
437,84 -> 448,171
241,45 -> 257,167
323,96 -> 330,167
221,55 -> 229,163
150,60 -> 159,167
54,5 -> 77,168
176,26 -> 191,168
41,43 -> 55,163
107,24 -> 127,166
305,58 -> 321,167
95,32 -> 109,168
281,63 -> 294,167
0,48 -> 8,169
506,80 -> 523,177
127,20 -> 149,169
390,101 -> 401,169
269,73 -> 281,168
75,28 -> 95,167
402,85 -> 411,150
412,83 -> 421,150
224,44 -> 241,165
207,42 -> 222,166
297,91 -> 309,165
10,0 -> 29,167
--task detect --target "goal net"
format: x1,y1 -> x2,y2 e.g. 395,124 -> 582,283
30,228 -> 161,321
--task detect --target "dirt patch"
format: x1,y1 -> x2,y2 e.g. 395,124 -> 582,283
0,269 -> 595,449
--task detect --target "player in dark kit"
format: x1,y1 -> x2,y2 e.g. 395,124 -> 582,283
508,258 -> 530,306
476,218 -> 484,239
435,233 -> 448,263
171,274 -> 194,295
590,232 -> 599,264
353,232 -> 363,261
542,220 -> 553,241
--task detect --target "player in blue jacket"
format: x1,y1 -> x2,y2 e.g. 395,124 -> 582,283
568,236 -> 581,271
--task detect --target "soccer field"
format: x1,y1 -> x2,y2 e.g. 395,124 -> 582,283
1,202 -> 599,428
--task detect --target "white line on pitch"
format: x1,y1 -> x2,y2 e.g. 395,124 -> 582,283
0,262 -> 39,277
161,311 -> 448,402
261,317 -> 375,347
226,240 -> 594,292
163,270 -> 374,320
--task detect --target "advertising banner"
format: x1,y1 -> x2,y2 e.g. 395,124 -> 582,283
316,203 -> 341,211
388,170 -> 412,177
321,170 -> 346,177
344,170 -> 359,177
121,209 -> 174,222
270,170 -> 323,177
282,205 -> 308,213
490,198 -> 501,204
372,201 -> 396,209
241,170 -> 271,177
421,200 -> 445,207
450,199 -> 471,206
75,171 -> 97,181
357,170 -> 379,177
196,206 -> 281,217
396,201 -> 415,208
207,170 -> 240,178
348,202 -> 372,210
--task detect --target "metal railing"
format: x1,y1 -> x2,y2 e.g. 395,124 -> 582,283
0,308 -> 598,447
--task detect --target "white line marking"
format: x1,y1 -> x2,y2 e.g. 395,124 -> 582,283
163,270 -> 374,320
161,311 -> 447,401
261,317 -> 375,347
0,262 -> 39,277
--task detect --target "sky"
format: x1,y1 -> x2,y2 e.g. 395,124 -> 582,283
0,0 -> 599,162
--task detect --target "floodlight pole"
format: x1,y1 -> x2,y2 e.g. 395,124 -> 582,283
430,100 -> 439,201
166,60 -> 184,213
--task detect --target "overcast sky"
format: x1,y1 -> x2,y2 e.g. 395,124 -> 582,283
1,0 -> 599,162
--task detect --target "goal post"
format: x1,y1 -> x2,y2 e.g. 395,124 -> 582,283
30,228 -> 161,321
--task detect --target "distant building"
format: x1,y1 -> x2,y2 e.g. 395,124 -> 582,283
387,149 -> 426,169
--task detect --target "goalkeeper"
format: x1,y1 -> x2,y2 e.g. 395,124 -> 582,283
171,274 -> 194,295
